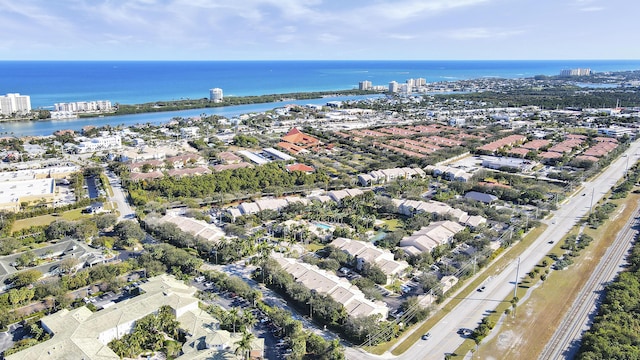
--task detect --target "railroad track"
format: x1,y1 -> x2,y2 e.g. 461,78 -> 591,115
538,208 -> 640,360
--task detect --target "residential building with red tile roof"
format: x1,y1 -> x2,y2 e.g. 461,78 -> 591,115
281,127 -> 320,146
389,140 -> 436,155
378,127 -> 417,136
575,155 -> 600,162
507,147 -> 531,157
374,142 -> 425,158
286,163 -> 315,173
166,153 -> 205,168
217,151 -> 243,164
167,166 -> 212,178
278,127 -> 322,154
130,171 -> 164,181
594,136 -> 618,143
548,139 -> 584,154
427,136 -> 463,147
477,134 -> 527,152
212,162 -> 253,172
521,139 -> 550,150
128,159 -> 164,172
582,141 -> 618,157
351,129 -> 387,138
539,151 -> 563,160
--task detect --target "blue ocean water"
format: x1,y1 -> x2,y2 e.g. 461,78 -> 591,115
1,60 -> 639,137
3,60 -> 640,108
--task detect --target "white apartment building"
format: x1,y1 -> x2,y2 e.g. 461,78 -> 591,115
0,93 -> 31,115
209,88 -> 223,103
75,135 -> 122,153
359,81 -> 372,91
358,167 -> 426,186
6,275 -> 265,360
54,100 -> 112,112
400,220 -> 465,256
331,238 -> 410,279
180,126 -> 199,138
406,78 -> 415,89
415,78 -> 427,87
275,256 -> 389,319
388,81 -> 398,93
596,126 -> 635,138
560,68 -> 591,76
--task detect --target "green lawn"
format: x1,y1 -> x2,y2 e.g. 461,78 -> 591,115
473,193 -> 640,359
382,219 -> 401,231
11,209 -> 88,233
305,243 -> 324,252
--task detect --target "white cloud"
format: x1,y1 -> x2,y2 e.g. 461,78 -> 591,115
0,0 -> 637,60
361,0 -> 491,21
446,27 -> 524,40
317,33 -> 341,43
275,34 -> 297,43
386,34 -> 417,40
580,6 -> 604,11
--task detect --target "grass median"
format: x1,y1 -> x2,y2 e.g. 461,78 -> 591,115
468,192 -> 639,360
375,225 -> 548,356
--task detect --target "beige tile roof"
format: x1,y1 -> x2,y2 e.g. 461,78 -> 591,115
6,275 -> 203,360
275,257 -> 388,318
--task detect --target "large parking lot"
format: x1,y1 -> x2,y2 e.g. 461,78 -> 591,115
192,280 -> 287,359
55,183 -> 76,206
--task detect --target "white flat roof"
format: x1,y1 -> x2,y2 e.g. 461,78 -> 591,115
263,147 -> 295,161
238,150 -> 270,165
0,178 -> 54,203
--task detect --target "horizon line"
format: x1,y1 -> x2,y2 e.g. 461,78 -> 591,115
1,59 -> 640,62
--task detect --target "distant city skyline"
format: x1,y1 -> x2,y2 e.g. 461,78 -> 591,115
1,0 -> 638,61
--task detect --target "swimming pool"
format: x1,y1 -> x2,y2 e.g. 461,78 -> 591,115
314,222 -> 332,230
371,232 -> 386,243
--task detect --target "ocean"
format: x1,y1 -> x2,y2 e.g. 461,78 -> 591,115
1,60 -> 639,137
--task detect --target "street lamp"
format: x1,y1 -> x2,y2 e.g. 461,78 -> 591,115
513,257 -> 520,299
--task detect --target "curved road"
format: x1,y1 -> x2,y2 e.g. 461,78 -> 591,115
539,206 -> 640,359
346,140 -> 640,360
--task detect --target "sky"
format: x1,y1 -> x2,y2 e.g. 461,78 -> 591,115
1,0 -> 638,61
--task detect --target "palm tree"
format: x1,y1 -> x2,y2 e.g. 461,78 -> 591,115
109,339 -> 128,359
241,310 -> 257,332
234,329 -> 255,360
229,307 -> 240,333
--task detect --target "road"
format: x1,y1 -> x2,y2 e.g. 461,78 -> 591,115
346,140 -> 640,360
538,206 -> 640,360
0,323 -> 28,354
105,170 -> 134,220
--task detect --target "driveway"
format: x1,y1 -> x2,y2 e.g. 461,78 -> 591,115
0,323 -> 29,354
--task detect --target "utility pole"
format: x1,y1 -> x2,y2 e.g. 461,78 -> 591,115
626,155 -> 630,177
589,188 -> 595,215
473,255 -> 477,275
513,257 -> 520,299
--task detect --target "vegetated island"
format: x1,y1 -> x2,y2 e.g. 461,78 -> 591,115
80,89 -> 377,118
